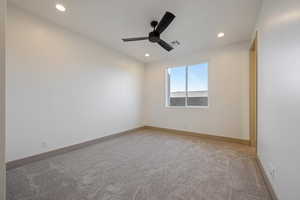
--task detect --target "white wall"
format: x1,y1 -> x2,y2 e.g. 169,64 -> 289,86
0,0 -> 6,198
6,5 -> 144,162
256,0 -> 300,199
144,42 -> 250,140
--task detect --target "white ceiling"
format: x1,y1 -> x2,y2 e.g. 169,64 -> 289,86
9,0 -> 262,63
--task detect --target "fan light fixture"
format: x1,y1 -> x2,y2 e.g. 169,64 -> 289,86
122,11 -> 176,52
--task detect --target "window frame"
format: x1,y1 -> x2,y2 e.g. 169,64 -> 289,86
165,62 -> 209,109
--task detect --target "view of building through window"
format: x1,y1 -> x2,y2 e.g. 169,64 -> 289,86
167,63 -> 208,107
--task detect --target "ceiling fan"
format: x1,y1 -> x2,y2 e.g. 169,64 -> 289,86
122,11 -> 176,52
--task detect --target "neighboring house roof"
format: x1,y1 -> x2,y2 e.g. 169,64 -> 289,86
170,91 -> 208,97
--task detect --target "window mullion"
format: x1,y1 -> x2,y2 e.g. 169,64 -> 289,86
185,66 -> 188,107
168,69 -> 170,106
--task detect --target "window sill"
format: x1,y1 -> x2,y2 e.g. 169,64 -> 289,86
165,106 -> 209,109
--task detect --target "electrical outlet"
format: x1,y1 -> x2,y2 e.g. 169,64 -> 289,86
41,142 -> 48,148
183,124 -> 188,130
268,163 -> 276,180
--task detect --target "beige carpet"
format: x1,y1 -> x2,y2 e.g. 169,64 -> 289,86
7,128 -> 271,200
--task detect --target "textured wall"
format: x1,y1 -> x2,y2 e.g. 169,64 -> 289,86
0,0 -> 6,198
256,0 -> 300,199
144,41 -> 250,140
6,5 -> 144,162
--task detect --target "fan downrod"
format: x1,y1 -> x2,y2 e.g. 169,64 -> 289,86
150,21 -> 158,29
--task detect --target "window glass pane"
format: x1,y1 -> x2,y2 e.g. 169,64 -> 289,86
169,66 -> 186,106
187,63 -> 208,106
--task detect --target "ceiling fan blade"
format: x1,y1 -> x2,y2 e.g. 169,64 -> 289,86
156,11 -> 176,34
122,37 -> 148,42
158,39 -> 173,51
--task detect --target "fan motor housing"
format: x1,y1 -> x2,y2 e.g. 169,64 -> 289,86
149,31 -> 160,43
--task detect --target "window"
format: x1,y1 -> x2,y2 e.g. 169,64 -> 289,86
166,63 -> 208,107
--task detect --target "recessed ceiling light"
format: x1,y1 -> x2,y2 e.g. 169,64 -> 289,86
56,4 -> 66,12
218,32 -> 225,38
145,53 -> 150,57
